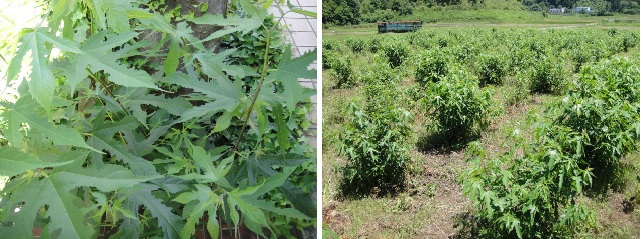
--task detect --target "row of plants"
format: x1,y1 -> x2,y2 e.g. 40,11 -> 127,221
0,0 -> 316,238
323,27 -> 639,237
324,28 -> 638,91
460,56 -> 640,238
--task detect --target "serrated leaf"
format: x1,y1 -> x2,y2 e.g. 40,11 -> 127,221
86,135 -> 158,176
122,124 -> 171,157
163,73 -> 243,123
0,178 -> 94,239
86,0 -> 107,29
181,147 -> 233,188
164,72 -> 243,101
125,183 -> 184,239
194,49 -> 245,79
105,2 -> 129,33
278,181 -> 315,218
138,14 -> 180,40
175,101 -> 234,123
0,97 -> 97,152
81,52 -> 159,89
0,103 -> 24,147
240,196 -> 310,219
130,93 -> 192,116
0,148 -> 73,177
82,30 -> 138,53
227,194 -> 268,231
0,164 -> 157,239
213,111 -> 233,132
164,41 -> 181,76
6,31 -> 30,84
55,164 -> 162,191
266,48 -> 316,111
238,0 -> 267,24
234,167 -> 294,198
173,184 -> 218,239
65,55 -> 89,93
123,89 -> 192,125
49,0 -> 78,26
22,30 -> 54,108
94,115 -> 140,136
188,0 -> 264,44
245,154 -> 314,217
274,106 -> 290,152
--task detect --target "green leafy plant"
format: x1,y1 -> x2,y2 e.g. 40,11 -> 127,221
221,15 -> 286,78
359,53 -> 396,86
475,53 -> 508,86
331,56 -> 356,88
460,129 -> 596,238
345,37 -> 365,53
425,69 -> 493,142
549,57 -> 640,195
322,39 -> 341,51
337,83 -> 413,196
0,0 -> 316,238
381,39 -> 410,68
528,55 -> 565,94
367,37 -> 381,53
415,49 -> 450,85
322,50 -> 339,70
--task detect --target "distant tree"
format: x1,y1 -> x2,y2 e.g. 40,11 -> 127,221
576,0 -> 611,14
323,0 -> 361,25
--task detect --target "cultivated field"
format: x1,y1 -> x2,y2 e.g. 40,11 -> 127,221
322,25 -> 640,238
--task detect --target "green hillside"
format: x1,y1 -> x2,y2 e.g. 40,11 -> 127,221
322,0 -> 640,26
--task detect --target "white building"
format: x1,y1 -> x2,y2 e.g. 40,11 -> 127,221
548,8 -> 566,14
572,7 -> 592,13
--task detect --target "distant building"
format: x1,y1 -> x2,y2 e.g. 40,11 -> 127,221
572,7 -> 592,13
548,8 -> 566,14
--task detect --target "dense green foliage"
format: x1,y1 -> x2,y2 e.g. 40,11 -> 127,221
330,56 -> 356,88
550,57 -> 640,194
460,56 -> 639,238
425,69 -> 493,141
323,0 -> 640,26
359,53 -> 398,85
337,84 -> 413,196
527,55 -> 565,93
461,130 -> 597,238
475,53 -> 508,85
345,37 -> 366,53
0,0 -> 316,238
221,15 -> 285,77
381,39 -> 410,68
415,49 -> 450,85
322,0 -> 360,25
323,26 -> 639,237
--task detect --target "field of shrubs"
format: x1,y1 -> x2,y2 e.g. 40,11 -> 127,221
322,27 -> 640,238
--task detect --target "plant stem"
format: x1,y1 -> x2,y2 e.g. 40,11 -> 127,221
87,69 -> 130,116
232,14 -> 284,153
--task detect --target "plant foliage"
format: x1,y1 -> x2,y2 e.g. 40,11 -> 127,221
0,0 -> 316,238
381,39 -> 409,68
549,56 -> 640,194
415,49 -> 449,85
425,69 -> 493,142
337,83 -> 412,196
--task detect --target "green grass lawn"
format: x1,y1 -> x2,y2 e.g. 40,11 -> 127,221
323,12 -> 639,41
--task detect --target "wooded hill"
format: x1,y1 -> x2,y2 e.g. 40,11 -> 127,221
322,0 -> 640,26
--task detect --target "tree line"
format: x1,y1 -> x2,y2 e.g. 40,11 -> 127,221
322,0 -> 640,26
